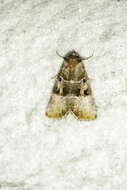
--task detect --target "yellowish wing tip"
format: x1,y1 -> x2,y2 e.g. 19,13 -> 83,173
74,112 -> 97,120
45,111 -> 66,118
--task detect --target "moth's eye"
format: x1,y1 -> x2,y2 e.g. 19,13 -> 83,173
76,56 -> 81,61
64,57 -> 69,61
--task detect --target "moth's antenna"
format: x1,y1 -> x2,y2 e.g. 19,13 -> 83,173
56,51 -> 64,59
81,51 -> 94,60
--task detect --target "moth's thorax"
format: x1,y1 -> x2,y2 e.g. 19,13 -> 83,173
65,58 -> 80,71
62,61 -> 85,81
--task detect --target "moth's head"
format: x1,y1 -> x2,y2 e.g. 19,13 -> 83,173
56,50 -> 82,70
56,50 -> 93,70
64,50 -> 82,63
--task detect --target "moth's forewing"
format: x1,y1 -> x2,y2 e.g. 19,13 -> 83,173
71,95 -> 97,120
46,61 -> 70,118
46,94 -> 68,118
71,79 -> 97,120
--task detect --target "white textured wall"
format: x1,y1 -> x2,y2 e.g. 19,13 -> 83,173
0,0 -> 127,189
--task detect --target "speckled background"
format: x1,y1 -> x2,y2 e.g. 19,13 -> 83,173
0,0 -> 127,189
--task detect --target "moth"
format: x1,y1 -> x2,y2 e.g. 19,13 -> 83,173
46,50 -> 97,120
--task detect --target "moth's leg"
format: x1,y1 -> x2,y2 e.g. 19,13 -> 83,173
71,78 -> 97,120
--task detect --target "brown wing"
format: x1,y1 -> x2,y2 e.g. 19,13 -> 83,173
71,95 -> 97,120
45,74 -> 69,118
71,80 -> 97,120
46,94 -> 68,118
